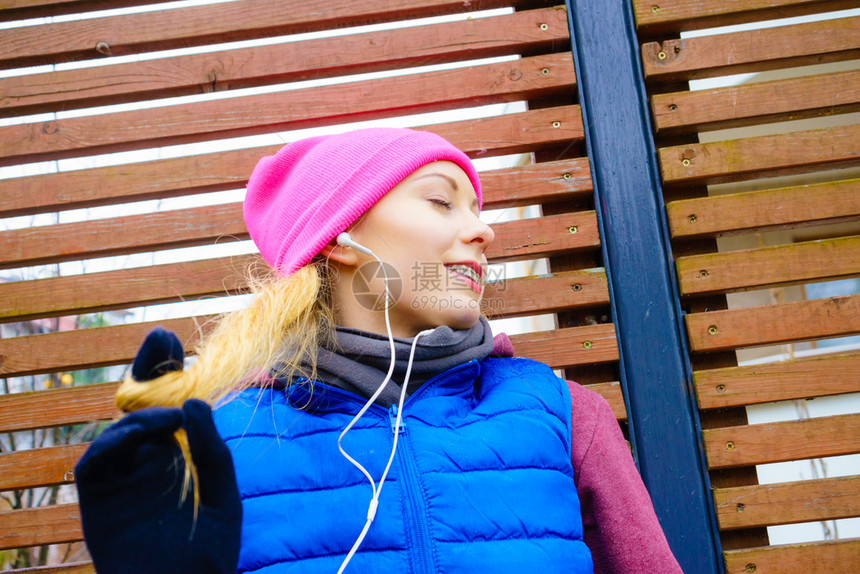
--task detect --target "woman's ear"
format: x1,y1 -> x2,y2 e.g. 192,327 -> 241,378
319,239 -> 359,267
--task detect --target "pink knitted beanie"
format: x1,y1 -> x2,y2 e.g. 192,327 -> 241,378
243,128 -> 482,275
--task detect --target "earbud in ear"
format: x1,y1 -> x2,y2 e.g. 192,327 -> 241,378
336,232 -> 374,256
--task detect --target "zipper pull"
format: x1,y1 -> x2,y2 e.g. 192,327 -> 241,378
389,404 -> 406,434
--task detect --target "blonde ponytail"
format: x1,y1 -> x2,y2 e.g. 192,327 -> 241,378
115,262 -> 336,412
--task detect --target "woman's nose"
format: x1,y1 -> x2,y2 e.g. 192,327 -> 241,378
464,213 -> 495,246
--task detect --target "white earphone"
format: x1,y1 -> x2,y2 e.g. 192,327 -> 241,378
336,232 -> 373,256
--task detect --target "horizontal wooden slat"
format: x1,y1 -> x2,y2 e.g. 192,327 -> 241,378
583,381 -> 626,420
676,235 -> 860,296
634,0 -> 857,35
0,256 -> 256,322
695,351 -> 860,408
0,7 -> 569,117
0,271 -> 609,378
10,563 -> 95,574
659,123 -> 860,185
666,178 -> 860,238
0,503 -> 83,550
652,69 -> 860,133
703,413 -> 860,468
0,382 -> 120,433
0,150 -> 590,218
486,211 -> 600,263
641,15 -> 860,81
0,444 -> 88,492
509,323 -> 619,369
723,538 -> 860,574
0,0 -> 548,68
714,475 -> 860,530
0,0 -> 153,21
686,293 -> 860,352
485,269 -> 609,318
0,202 -> 248,269
0,202 -> 594,270
0,316 -> 214,379
0,51 -> 576,165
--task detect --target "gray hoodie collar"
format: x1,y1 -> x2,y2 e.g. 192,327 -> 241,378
313,316 -> 494,407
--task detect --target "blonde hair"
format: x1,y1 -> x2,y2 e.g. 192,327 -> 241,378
115,261 -> 336,412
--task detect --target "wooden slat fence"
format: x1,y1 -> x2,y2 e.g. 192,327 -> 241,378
636,0 -> 860,571
0,1 -> 620,570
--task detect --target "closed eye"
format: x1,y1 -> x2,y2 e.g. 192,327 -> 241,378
430,198 -> 454,211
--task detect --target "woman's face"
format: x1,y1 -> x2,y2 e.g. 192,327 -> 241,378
330,160 -> 494,338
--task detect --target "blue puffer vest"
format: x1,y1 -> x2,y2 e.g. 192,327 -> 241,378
213,357 -> 593,574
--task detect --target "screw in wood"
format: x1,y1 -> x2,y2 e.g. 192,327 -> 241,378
682,158 -> 691,167
651,5 -> 659,13
582,341 -> 592,349
657,51 -> 667,60
668,104 -> 677,111
568,226 -> 577,233
745,564 -> 756,572
540,23 -> 548,30
726,441 -> 736,451
563,173 -> 572,180
708,325 -> 718,335
716,384 -> 726,393
688,214 -> 697,223
736,503 -> 745,512
552,121 -> 561,128
572,284 -> 582,292
541,68 -> 550,75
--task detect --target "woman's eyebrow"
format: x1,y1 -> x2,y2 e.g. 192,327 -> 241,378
413,172 -> 459,191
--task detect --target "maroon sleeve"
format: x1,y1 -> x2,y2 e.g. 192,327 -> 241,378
565,380 -> 683,574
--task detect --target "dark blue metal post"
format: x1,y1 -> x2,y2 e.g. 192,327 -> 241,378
564,1 -> 723,572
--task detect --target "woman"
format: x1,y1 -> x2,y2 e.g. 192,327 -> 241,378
75,128 -> 682,574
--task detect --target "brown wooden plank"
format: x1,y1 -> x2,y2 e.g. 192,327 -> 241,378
0,150 -> 590,219
0,503 -> 83,550
583,381 -> 626,420
714,475 -> 860,530
0,0 -> 153,22
510,323 -> 619,369
0,382 -> 120,433
0,0 -> 549,68
0,7 -> 570,117
676,235 -> 860,296
486,211 -> 600,264
686,293 -> 860,352
0,202 -> 249,269
11,563 -> 95,574
0,271 -> 609,378
0,444 -> 88,492
703,413 -> 860,468
666,178 -> 860,239
641,15 -> 860,81
0,316 -> 214,379
0,256 -> 256,322
485,269 -> 609,319
634,0 -> 857,35
652,69 -> 860,133
659,123 -> 860,186
0,52 -> 576,165
695,351 -> 860,409
724,538 -> 860,574
0,201 -> 593,270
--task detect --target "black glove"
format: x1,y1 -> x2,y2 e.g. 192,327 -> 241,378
75,328 -> 242,574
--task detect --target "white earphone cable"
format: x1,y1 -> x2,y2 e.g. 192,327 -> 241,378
335,234 -> 434,574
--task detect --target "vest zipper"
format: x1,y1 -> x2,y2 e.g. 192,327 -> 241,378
393,413 -> 435,574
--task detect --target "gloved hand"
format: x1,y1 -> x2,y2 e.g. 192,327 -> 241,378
75,328 -> 242,574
